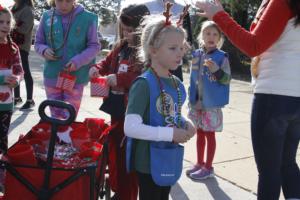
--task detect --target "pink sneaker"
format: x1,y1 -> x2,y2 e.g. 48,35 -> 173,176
189,167 -> 214,180
186,164 -> 204,176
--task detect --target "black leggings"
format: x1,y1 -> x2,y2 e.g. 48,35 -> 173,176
14,50 -> 33,100
137,172 -> 171,200
0,111 -> 12,154
170,65 -> 183,81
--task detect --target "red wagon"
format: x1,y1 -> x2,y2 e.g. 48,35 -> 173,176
0,100 -> 111,200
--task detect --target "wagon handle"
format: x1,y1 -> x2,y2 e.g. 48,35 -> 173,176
38,100 -> 76,199
38,100 -> 76,126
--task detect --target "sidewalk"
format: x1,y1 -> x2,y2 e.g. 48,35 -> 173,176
8,49 -> 299,199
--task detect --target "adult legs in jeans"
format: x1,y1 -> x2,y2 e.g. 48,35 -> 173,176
14,50 -> 33,100
251,94 -> 300,200
281,120 -> 300,199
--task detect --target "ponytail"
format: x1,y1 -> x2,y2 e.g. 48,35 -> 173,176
7,35 -> 17,55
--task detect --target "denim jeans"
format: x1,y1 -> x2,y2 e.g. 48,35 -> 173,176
251,94 -> 300,200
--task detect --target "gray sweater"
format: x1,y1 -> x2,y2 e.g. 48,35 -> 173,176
12,5 -> 34,52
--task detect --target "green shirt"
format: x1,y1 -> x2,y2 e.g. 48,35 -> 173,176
126,76 -> 177,173
127,78 -> 151,173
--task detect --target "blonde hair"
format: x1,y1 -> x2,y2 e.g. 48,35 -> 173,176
197,20 -> 224,49
139,15 -> 186,66
47,0 -> 76,7
0,7 -> 17,54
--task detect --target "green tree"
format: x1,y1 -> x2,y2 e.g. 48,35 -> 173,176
33,0 -> 120,26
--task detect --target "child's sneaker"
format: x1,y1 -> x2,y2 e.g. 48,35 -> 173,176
14,97 -> 23,106
186,164 -> 204,176
189,167 -> 214,180
20,100 -> 35,110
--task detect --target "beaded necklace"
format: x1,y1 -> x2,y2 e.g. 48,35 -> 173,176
150,67 -> 183,128
49,8 -> 75,58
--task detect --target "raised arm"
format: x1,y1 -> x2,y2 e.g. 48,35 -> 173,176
196,0 -> 293,57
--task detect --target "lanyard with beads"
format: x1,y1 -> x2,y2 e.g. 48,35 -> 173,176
149,67 -> 183,128
49,8 -> 74,57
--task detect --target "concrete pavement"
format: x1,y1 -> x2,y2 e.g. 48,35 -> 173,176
8,49 -> 299,199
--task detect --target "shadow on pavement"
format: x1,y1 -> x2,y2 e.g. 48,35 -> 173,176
171,177 -> 232,200
170,182 -> 189,200
196,177 -> 232,200
9,111 -> 30,133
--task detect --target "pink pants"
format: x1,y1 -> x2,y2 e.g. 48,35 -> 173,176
44,84 -> 84,119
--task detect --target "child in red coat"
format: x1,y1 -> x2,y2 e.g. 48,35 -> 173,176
89,4 -> 150,200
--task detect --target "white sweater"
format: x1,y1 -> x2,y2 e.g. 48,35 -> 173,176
255,17 -> 300,97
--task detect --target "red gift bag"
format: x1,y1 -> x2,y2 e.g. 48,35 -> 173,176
56,71 -> 76,92
90,77 -> 109,97
6,144 -> 38,166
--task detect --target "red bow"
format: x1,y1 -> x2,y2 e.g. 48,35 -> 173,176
0,4 -> 4,11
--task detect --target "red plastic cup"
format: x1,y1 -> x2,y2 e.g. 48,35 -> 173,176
83,118 -> 107,139
90,77 -> 109,97
7,144 -> 38,166
31,130 -> 51,147
79,141 -> 103,161
26,138 -> 43,146
31,122 -> 51,134
70,122 -> 85,130
70,127 -> 90,150
57,125 -> 69,132
26,138 -> 47,154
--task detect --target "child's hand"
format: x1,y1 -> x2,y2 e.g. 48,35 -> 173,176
106,74 -> 117,87
4,75 -> 18,88
64,61 -> 77,72
173,127 -> 192,144
43,48 -> 58,61
89,66 -> 100,78
203,59 -> 219,73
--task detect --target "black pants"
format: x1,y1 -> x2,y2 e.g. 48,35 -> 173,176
251,94 -> 300,199
137,172 -> 171,200
14,50 -> 33,100
0,111 -> 12,154
170,65 -> 183,81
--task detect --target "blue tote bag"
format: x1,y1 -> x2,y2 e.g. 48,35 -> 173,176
150,141 -> 184,186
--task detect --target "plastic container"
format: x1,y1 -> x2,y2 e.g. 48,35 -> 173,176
56,72 -> 76,92
90,77 -> 109,98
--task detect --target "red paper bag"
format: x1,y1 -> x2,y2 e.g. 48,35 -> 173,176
56,71 -> 76,92
90,77 -> 109,97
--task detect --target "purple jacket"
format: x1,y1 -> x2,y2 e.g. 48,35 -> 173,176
34,4 -> 100,69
